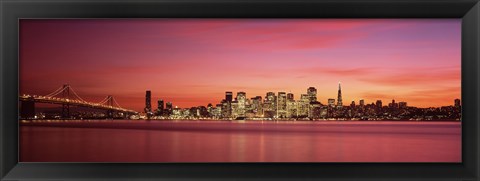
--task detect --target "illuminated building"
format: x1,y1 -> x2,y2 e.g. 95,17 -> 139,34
297,94 -> 310,117
307,87 -> 317,102
157,99 -> 164,115
337,83 -> 343,108
251,96 -> 263,117
144,90 -> 152,113
221,100 -> 230,118
172,107 -> 182,118
328,98 -> 335,107
213,104 -> 222,118
286,101 -> 297,118
236,92 -> 246,117
144,90 -> 154,118
231,100 -> 239,118
287,93 -> 294,101
225,91 -> 233,102
165,102 -> 173,115
277,92 -> 287,118
207,103 -> 213,117
263,92 -> 277,118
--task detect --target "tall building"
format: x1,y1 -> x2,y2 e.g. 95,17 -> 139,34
286,100 -> 297,118
225,91 -> 233,102
307,87 -> 317,103
165,102 -> 173,115
221,100 -> 231,118
251,96 -> 263,117
328,98 -> 335,107
144,90 -> 152,114
399,102 -> 407,109
350,100 -> 356,108
297,94 -> 310,117
359,99 -> 365,107
337,83 -> 343,108
287,93 -> 294,101
454,99 -> 461,107
231,101 -> 239,118
236,92 -> 247,117
157,99 -> 164,115
277,92 -> 287,118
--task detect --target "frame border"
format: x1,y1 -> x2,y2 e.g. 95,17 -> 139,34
1,0 -> 479,180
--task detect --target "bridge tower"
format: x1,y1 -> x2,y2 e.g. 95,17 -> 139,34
106,95 -> 114,119
61,84 -> 70,119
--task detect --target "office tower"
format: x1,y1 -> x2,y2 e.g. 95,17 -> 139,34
399,102 -> 407,109
166,102 -> 173,115
231,100 -> 239,118
328,98 -> 335,107
350,100 -> 355,108
263,92 -> 277,118
157,99 -> 164,115
287,93 -> 294,101
251,96 -> 263,117
225,91 -> 233,102
286,100 -> 298,118
221,100 -> 231,118
277,92 -> 287,118
359,99 -> 365,107
297,94 -> 310,117
144,90 -> 152,113
337,83 -> 343,108
454,99 -> 461,107
307,87 -> 317,102
236,92 -> 246,117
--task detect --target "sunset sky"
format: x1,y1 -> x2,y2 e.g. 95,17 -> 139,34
19,19 -> 461,111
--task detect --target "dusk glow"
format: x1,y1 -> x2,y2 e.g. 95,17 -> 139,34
20,19 -> 461,111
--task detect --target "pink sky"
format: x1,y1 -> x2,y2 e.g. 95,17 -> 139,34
19,19 -> 461,111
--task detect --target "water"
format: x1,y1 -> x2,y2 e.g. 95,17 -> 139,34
20,120 -> 461,162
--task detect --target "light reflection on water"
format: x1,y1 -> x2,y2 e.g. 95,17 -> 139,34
20,120 -> 461,162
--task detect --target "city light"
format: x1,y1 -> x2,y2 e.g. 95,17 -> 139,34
142,84 -> 461,121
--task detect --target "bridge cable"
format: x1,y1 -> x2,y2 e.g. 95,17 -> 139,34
112,97 -> 124,109
44,86 -> 67,97
97,96 -> 109,105
68,86 -> 88,102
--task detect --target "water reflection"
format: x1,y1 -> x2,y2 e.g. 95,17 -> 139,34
20,120 -> 461,162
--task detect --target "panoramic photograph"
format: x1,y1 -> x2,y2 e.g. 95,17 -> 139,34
19,19 -> 461,162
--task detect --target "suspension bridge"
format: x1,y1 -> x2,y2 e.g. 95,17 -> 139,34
19,84 -> 138,119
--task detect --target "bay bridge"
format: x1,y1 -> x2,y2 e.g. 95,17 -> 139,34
19,84 -> 138,119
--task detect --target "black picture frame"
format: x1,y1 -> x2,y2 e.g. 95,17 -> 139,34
1,0 -> 479,180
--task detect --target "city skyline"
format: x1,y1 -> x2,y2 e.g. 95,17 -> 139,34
143,82 -> 461,111
140,83 -> 460,121
20,19 -> 461,110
